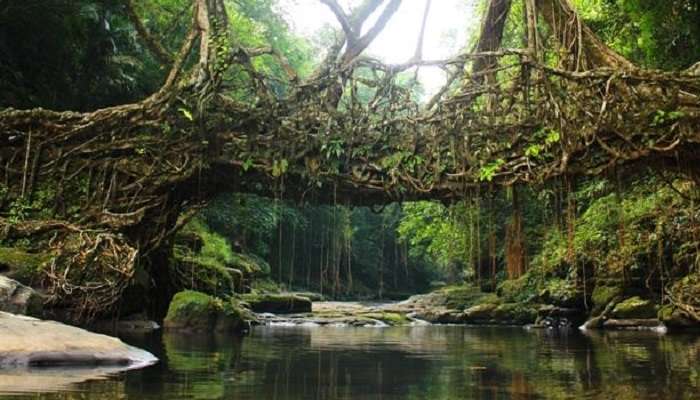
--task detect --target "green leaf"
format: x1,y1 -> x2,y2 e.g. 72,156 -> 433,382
179,107 -> 194,121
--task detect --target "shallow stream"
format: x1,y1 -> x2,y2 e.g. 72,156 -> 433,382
1,324 -> 698,399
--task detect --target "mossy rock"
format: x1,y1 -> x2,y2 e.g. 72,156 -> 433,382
591,284 -> 623,315
464,302 -> 536,324
292,292 -> 325,302
359,312 -> 409,326
610,296 -> 657,319
658,305 -> 697,329
164,290 -> 252,332
0,247 -> 51,284
171,253 -> 238,296
240,293 -> 311,314
492,303 -> 537,324
230,253 -> 268,277
432,285 -> 501,310
538,278 -> 583,308
464,303 -> 499,320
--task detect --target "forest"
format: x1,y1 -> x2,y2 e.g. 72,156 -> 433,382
0,0 -> 699,348
1,1 -> 700,398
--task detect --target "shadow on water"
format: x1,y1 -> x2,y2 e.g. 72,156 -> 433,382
0,326 -> 699,399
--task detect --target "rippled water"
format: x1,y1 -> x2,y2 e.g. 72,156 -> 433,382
1,325 -> 699,399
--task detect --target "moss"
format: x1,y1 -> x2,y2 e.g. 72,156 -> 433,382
239,293 -> 312,314
658,305 -> 696,329
464,303 -> 499,319
492,303 -> 538,324
360,312 -> 409,326
230,252 -> 268,276
171,251 -> 237,296
591,284 -> 623,314
464,302 -> 536,324
436,285 -> 502,310
610,296 -> 657,319
293,292 -> 325,302
539,278 -> 582,308
0,247 -> 51,284
164,290 -> 251,332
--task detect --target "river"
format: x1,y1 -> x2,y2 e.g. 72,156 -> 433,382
0,324 -> 698,399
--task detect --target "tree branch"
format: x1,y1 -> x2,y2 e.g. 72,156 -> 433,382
412,0 -> 432,62
321,0 -> 357,46
123,0 -> 173,65
341,0 -> 402,66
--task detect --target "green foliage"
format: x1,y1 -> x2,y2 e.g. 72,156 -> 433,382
573,0 -> 700,69
479,159 -> 505,182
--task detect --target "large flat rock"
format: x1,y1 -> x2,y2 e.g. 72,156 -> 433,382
0,312 -> 157,368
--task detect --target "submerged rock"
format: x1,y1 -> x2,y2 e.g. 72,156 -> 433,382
163,290 -> 255,332
0,311 -> 157,367
0,276 -> 42,316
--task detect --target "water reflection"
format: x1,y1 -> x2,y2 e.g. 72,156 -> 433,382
0,326 -> 698,399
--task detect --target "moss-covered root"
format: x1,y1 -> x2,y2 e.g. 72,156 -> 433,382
163,290 -> 256,333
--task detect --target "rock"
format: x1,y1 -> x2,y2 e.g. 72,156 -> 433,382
292,292 -> 325,302
0,311 -> 157,367
163,290 -> 254,332
411,308 -> 465,324
463,302 -> 536,325
0,275 -> 42,316
591,284 -> 623,315
602,318 -> 662,329
0,247 -> 51,283
93,314 -> 160,335
491,303 -> 537,324
536,305 -> 586,328
658,305 -> 698,330
241,293 -> 312,314
464,303 -> 499,320
610,296 -> 657,319
401,285 -> 498,312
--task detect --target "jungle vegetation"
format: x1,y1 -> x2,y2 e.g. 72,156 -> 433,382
0,0 -> 698,323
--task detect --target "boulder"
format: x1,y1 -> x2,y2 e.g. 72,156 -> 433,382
602,318 -> 662,329
463,302 -> 536,325
0,311 -> 157,367
464,303 -> 499,320
535,305 -> 587,328
0,275 -> 42,316
163,290 -> 254,332
240,293 -> 312,314
658,305 -> 698,330
591,284 -> 623,315
0,247 -> 50,283
411,308 -> 465,324
610,296 -> 657,319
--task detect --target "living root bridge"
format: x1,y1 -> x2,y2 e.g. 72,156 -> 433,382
0,0 -> 699,321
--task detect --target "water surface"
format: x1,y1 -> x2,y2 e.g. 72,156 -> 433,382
1,325 -> 698,399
